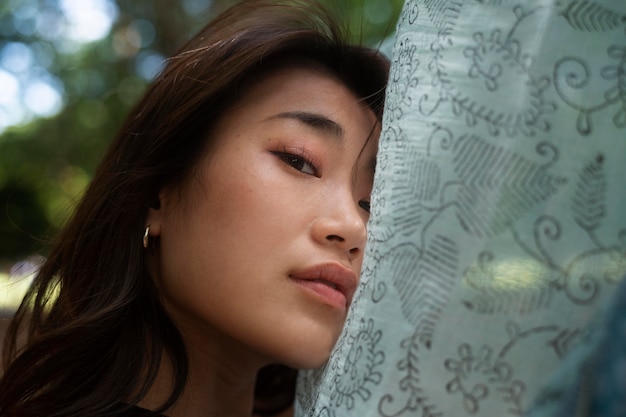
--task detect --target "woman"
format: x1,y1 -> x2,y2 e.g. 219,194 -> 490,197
0,1 -> 389,416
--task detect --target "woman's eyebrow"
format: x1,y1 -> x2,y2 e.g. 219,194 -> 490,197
265,111 -> 344,140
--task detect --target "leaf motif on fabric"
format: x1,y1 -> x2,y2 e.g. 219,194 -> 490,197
560,1 -> 626,32
452,136 -> 566,238
572,154 -> 606,232
387,237 -> 458,347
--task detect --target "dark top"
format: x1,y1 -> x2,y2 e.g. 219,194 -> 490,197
118,405 -> 166,417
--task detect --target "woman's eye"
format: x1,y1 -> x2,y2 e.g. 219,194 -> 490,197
359,200 -> 371,213
274,152 -> 318,176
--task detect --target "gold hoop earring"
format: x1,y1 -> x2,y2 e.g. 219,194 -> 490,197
143,226 -> 150,249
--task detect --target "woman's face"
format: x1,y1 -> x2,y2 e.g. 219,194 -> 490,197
147,64 -> 379,369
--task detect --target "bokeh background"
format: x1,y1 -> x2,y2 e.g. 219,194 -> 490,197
0,0 -> 402,316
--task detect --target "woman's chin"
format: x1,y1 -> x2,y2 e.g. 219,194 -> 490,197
275,341 -> 336,370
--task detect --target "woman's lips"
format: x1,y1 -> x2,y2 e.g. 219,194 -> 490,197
289,263 -> 357,309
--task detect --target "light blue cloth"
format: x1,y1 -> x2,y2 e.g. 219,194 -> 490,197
296,1 -> 626,416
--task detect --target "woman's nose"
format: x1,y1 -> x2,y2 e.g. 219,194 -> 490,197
311,197 -> 367,261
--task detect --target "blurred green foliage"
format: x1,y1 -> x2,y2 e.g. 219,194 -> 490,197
0,0 -> 401,264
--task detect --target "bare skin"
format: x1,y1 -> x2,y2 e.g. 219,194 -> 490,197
142,64 -> 379,417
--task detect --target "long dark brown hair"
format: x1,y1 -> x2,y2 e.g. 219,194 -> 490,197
0,1 -> 389,416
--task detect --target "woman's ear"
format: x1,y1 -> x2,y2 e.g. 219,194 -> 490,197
145,195 -> 163,238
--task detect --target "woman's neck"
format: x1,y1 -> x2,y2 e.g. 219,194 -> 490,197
139,321 -> 269,417
139,353 -> 258,417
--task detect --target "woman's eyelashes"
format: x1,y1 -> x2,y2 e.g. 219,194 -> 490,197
272,149 -> 371,213
272,150 -> 319,177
